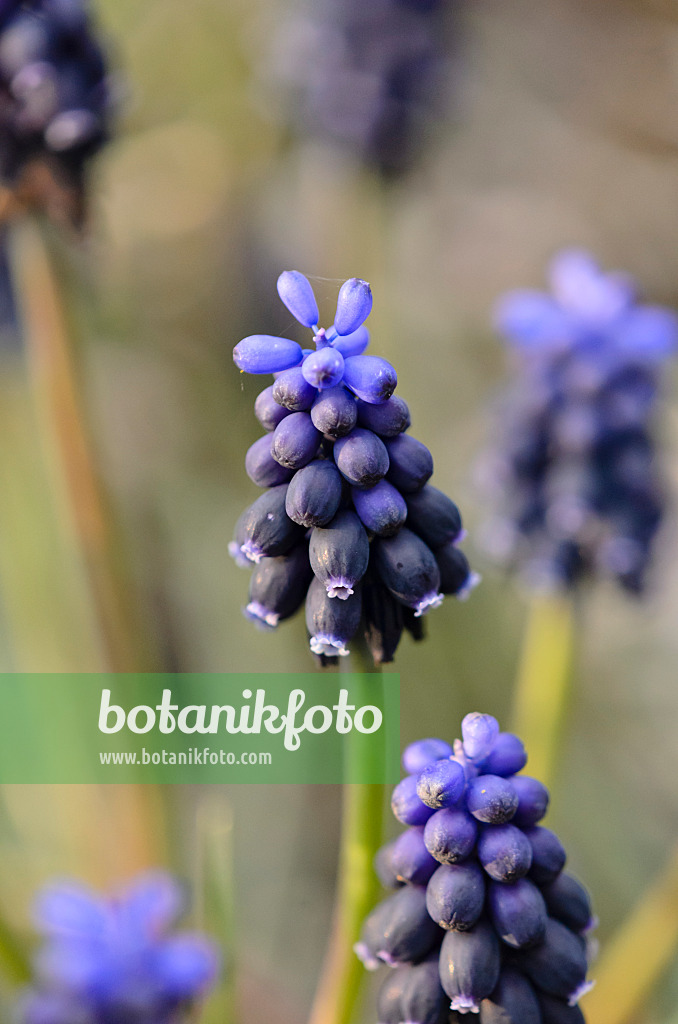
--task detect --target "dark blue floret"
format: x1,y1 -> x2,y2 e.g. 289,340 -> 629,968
400,956 -> 451,1024
334,426 -> 390,488
479,969 -> 542,1024
354,886 -> 441,969
305,574 -> 362,657
389,827 -> 439,886
405,486 -> 463,550
310,385 -> 358,437
477,823 -> 532,883
510,775 -> 550,827
538,991 -> 587,1024
352,479 -> 408,536
477,733 -> 527,777
385,434 -> 434,493
423,807 -> 478,865
285,459 -> 344,528
520,917 -> 592,1004
271,411 -> 322,469
246,543 -> 312,629
245,435 -> 295,488
254,384 -> 292,431
309,509 -> 370,599
391,774 -> 435,827
240,484 -> 305,563
425,862 -> 485,932
272,365 -> 318,411
375,839 -> 405,890
343,354 -> 398,404
466,775 -> 519,825
541,873 -> 596,934
439,920 -> 501,1014
362,567 -> 406,665
377,966 -> 409,1024
417,758 -> 465,810
524,826 -> 567,886
357,394 -> 411,436
488,877 -> 547,948
373,528 -> 442,617
276,270 -> 320,328
434,542 -> 479,599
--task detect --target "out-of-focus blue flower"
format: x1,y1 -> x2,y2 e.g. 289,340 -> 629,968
18,872 -> 219,1024
480,250 -> 677,594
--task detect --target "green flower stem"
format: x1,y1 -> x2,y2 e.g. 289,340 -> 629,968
308,649 -> 385,1024
511,591 -> 576,789
582,843 -> 678,1024
9,216 -> 158,673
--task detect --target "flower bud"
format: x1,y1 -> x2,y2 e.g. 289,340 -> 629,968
334,427 -> 390,488
233,335 -> 302,374
309,509 -> 370,599
480,969 -> 542,1024
401,957 -> 450,1024
391,774 -> 435,827
423,807 -> 478,865
477,823 -> 532,883
285,459 -> 343,528
488,878 -> 547,948
466,775 -> 518,824
239,485 -> 305,563
509,775 -> 550,827
276,270 -> 319,328
305,575 -> 361,657
461,713 -> 500,762
355,887 -> 440,969
417,759 -> 465,810
343,355 -> 398,404
389,827 -> 439,886
406,486 -> 463,550
524,826 -> 567,886
477,733 -> 527,777
272,366 -> 317,411
245,544 -> 312,629
334,277 -> 373,335
352,479 -> 407,536
271,412 -> 322,469
541,874 -> 595,935
245,435 -> 294,488
332,325 -> 370,358
438,920 -> 501,1014
520,918 -> 591,1004
374,528 -> 443,617
302,347 -> 345,390
402,738 -> 454,775
254,384 -> 292,431
357,395 -> 411,436
385,434 -> 433,492
310,386 -> 358,437
426,862 -> 485,931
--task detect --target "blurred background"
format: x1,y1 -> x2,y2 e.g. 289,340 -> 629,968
0,0 -> 677,1020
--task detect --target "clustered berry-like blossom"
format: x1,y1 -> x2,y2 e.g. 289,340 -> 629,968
0,0 -> 111,223
231,271 -> 478,663
18,871 -> 220,1024
356,713 -> 596,1022
276,0 -> 451,177
478,250 -> 678,594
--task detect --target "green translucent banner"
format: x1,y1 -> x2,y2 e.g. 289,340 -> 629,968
0,673 -> 400,783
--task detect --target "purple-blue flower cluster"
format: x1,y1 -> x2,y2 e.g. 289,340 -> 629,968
357,713 -> 596,1022
18,871 -> 220,1024
231,271 -> 478,663
479,250 -> 678,593
0,0 -> 111,219
276,0 -> 451,177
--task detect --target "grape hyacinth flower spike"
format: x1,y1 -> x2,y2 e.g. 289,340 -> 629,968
231,271 -> 479,663
18,871 -> 220,1024
0,0 -> 113,226
357,712 -> 596,1020
479,249 -> 678,594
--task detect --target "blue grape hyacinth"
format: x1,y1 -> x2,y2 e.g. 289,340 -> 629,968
357,712 -> 596,1022
18,871 -> 220,1024
479,250 -> 678,594
0,0 -> 112,224
231,271 -> 479,663
274,0 -> 453,178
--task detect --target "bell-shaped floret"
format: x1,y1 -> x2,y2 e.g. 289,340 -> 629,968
406,486 -> 463,550
354,886 -> 440,969
343,355 -> 398,404
334,278 -> 373,336
352,480 -> 407,536
438,920 -> 501,1015
285,459 -> 344,528
334,427 -> 390,488
391,774 -> 436,827
271,412 -> 322,469
520,918 -> 592,1004
311,386 -> 358,437
245,544 -> 312,629
277,270 -> 319,328
479,969 -> 543,1024
357,395 -> 411,437
466,775 -> 519,824
272,366 -> 318,411
488,877 -> 547,948
401,958 -> 451,1024
509,775 -> 550,827
477,823 -> 533,883
239,485 -> 305,563
309,509 -> 370,600
524,826 -> 567,886
233,335 -> 302,374
373,528 -> 443,617
254,384 -> 292,431
541,874 -> 595,935
245,435 -> 294,488
417,759 -> 465,809
305,576 -> 362,657
385,435 -> 433,492
388,827 -> 439,886
426,862 -> 486,932
423,807 -> 478,865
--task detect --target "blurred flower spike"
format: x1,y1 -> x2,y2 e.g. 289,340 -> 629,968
0,0 -> 113,227
479,249 -> 678,594
231,271 -> 479,664
18,871 -> 220,1024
